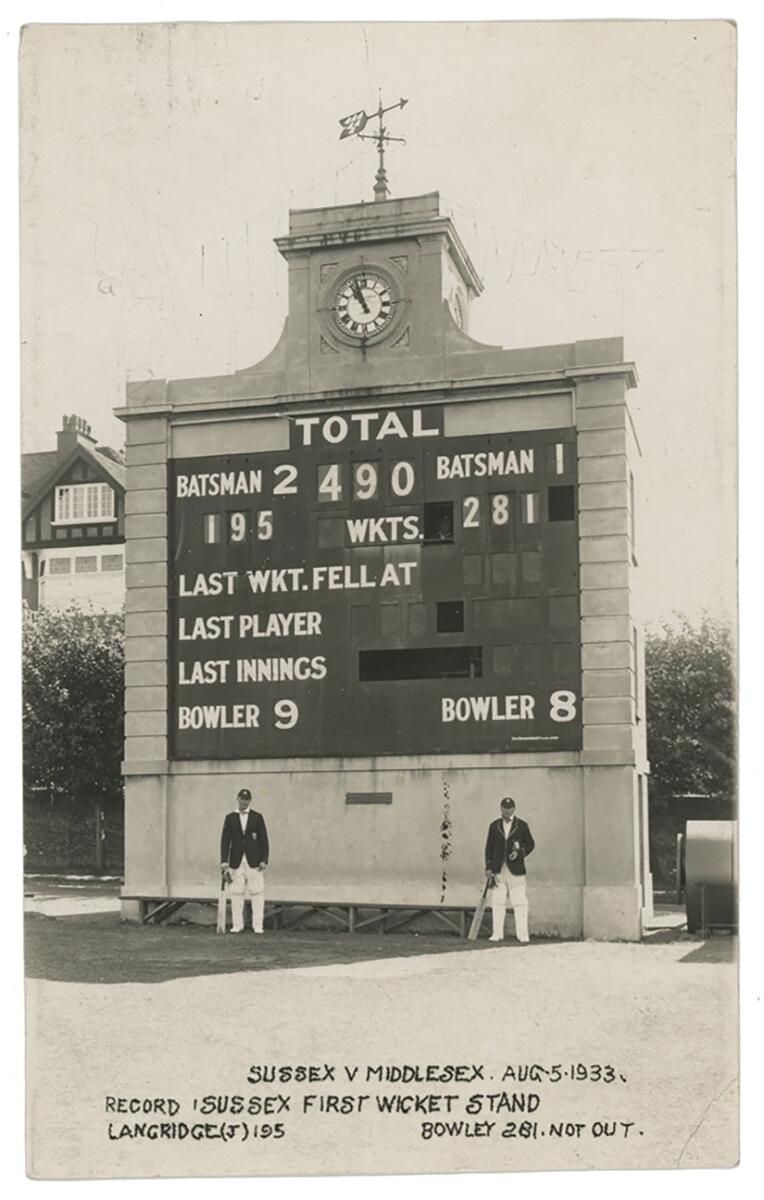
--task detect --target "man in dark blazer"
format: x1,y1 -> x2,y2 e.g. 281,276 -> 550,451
485,796 -> 535,944
220,788 -> 269,933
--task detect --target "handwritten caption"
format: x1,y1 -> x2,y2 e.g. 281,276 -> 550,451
105,1060 -> 643,1145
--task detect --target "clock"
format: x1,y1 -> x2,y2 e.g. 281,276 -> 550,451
449,289 -> 466,331
333,272 -> 395,339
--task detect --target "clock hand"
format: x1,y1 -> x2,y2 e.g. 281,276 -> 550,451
351,279 -> 370,314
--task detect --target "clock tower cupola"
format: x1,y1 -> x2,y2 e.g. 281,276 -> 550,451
272,191 -> 485,394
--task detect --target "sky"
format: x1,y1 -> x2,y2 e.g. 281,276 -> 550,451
19,20 -> 737,627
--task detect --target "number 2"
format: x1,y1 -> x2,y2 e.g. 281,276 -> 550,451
462,496 -> 480,528
273,464 -> 298,495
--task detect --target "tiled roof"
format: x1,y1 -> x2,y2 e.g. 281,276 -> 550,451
21,442 -> 126,508
92,447 -> 126,489
21,452 -> 58,500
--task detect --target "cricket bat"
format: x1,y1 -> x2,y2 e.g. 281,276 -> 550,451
467,877 -> 492,941
216,869 -> 230,934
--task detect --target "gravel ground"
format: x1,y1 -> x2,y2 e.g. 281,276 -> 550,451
24,906 -> 738,1180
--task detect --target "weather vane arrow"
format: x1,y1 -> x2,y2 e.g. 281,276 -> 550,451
338,95 -> 409,201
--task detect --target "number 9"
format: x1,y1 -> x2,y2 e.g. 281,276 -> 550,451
274,699 -> 299,730
354,462 -> 378,500
229,512 -> 247,542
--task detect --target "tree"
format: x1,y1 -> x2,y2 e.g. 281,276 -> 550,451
23,605 -> 124,869
645,615 -> 735,806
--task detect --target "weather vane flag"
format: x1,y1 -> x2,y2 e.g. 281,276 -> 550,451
338,94 -> 409,201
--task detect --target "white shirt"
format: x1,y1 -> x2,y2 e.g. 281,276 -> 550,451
501,816 -> 516,840
238,810 -> 250,832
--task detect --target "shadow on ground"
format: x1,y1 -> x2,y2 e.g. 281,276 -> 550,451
24,911 -> 507,985
642,925 -> 737,964
678,938 -> 737,965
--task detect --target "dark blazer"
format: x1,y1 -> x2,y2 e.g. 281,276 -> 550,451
220,809 -> 269,869
485,816 -> 535,877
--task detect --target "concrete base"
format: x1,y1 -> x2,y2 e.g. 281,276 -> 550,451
583,884 -> 643,940
119,900 -> 144,922
121,759 -> 648,940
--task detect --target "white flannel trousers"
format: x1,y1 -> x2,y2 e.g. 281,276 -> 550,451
227,862 -> 265,931
491,864 -> 529,942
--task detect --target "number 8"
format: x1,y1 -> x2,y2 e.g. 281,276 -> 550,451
491,494 -> 510,525
549,690 -> 577,722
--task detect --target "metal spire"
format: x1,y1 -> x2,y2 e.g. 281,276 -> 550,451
338,94 -> 409,202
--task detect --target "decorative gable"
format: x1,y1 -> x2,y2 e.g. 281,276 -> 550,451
22,445 -> 126,550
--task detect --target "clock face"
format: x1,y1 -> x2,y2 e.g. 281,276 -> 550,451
450,290 -> 465,331
334,273 -> 394,339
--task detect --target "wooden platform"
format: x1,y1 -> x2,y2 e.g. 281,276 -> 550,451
123,896 -> 488,937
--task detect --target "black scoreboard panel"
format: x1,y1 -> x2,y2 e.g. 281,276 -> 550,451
169,405 -> 582,759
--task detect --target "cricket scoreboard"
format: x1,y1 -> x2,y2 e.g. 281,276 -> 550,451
169,404 -> 582,759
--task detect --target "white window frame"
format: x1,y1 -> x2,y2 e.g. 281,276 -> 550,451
54,482 -> 115,525
74,555 -> 99,574
47,557 -> 72,575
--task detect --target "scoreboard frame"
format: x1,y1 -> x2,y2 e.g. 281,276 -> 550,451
168,403 -> 582,761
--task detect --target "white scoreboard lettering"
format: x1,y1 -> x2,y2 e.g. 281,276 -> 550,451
168,405 -> 581,759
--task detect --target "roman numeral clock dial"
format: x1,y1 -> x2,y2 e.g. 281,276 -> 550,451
333,273 -> 394,339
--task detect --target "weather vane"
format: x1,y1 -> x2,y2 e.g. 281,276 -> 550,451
338,93 -> 409,202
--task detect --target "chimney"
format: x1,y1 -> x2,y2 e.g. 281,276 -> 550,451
57,414 -> 97,459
